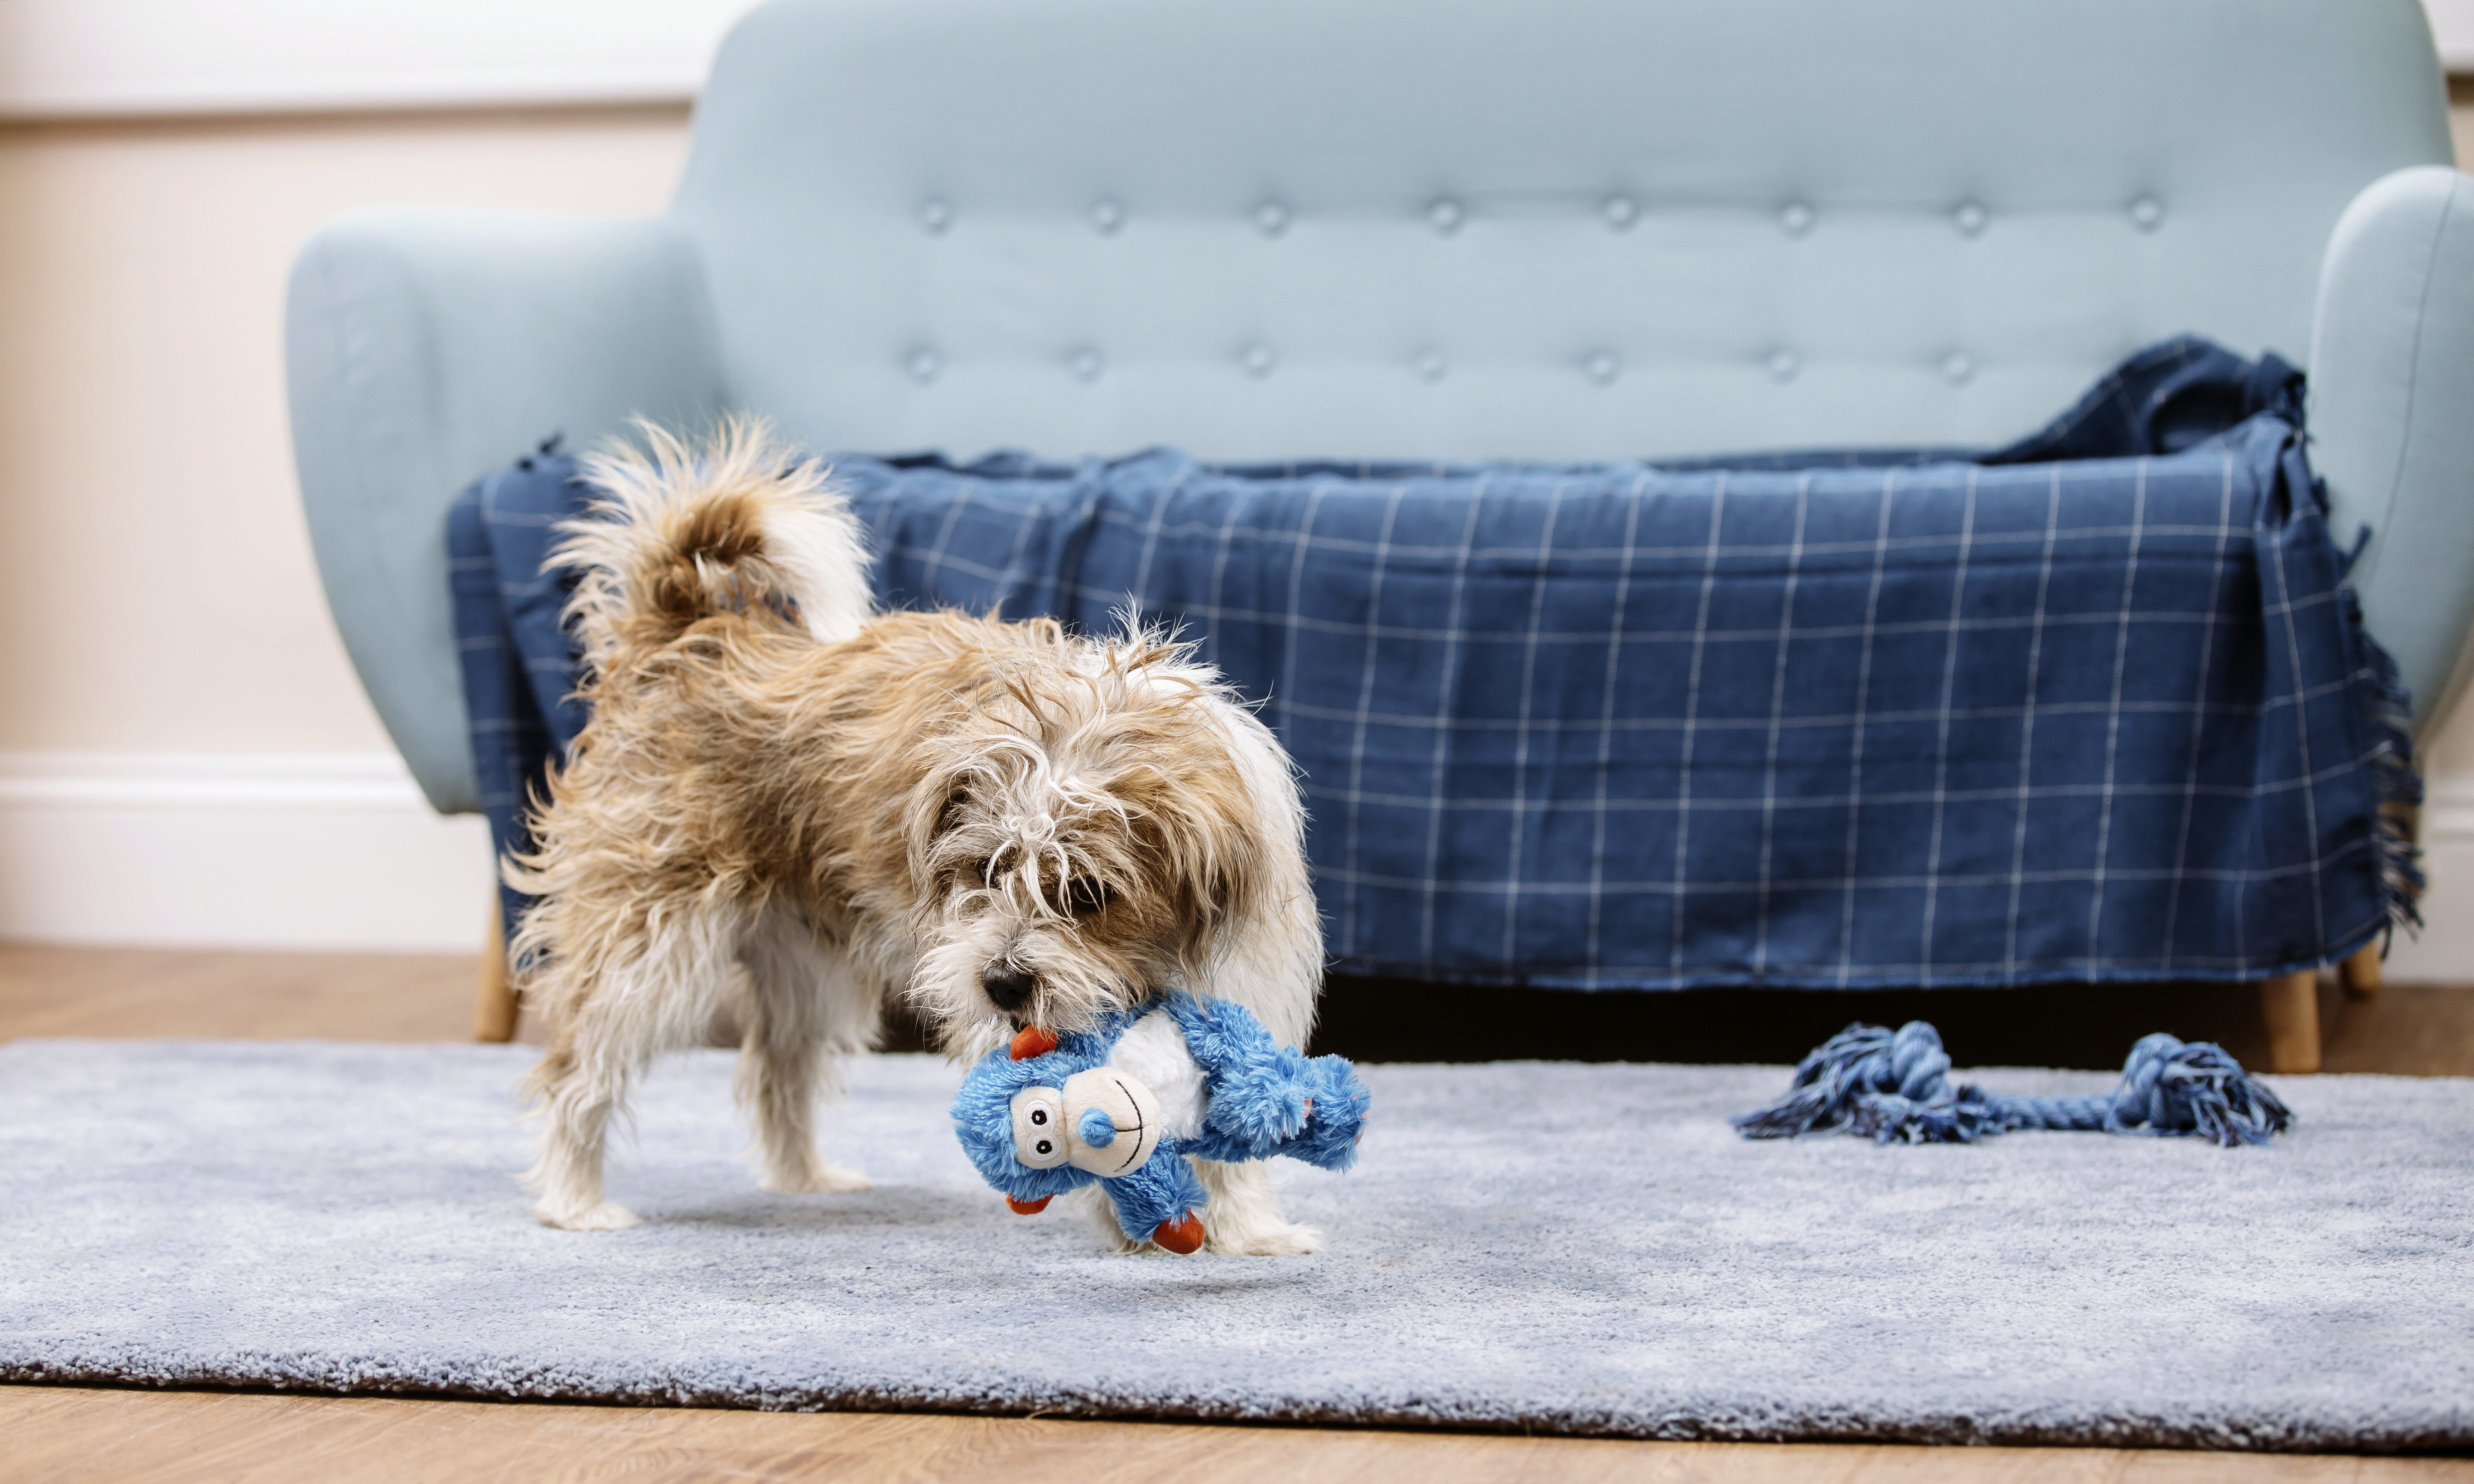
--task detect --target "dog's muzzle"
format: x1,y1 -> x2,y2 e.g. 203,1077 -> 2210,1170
982,965 -> 1035,1015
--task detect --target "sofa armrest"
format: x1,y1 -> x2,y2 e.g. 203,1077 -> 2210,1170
286,210 -> 726,813
2309,166 -> 2474,742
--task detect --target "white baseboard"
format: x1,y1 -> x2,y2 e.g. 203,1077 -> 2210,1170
1,751 -> 2466,973
0,753 -> 490,952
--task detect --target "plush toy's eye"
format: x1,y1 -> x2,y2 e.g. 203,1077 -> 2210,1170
1008,1087 -> 1069,1169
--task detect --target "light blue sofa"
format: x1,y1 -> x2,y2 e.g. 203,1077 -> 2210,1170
287,0 -> 2474,1059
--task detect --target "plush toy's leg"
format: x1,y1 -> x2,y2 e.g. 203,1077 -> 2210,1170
1097,1152 -> 1210,1253
1194,1157 -> 1320,1256
735,909 -> 876,1194
1151,1212 -> 1207,1254
1153,1157 -> 1210,1252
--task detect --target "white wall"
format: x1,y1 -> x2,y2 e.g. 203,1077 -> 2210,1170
0,0 -> 750,117
0,7 -> 2468,967
2431,0 -> 2474,69
0,104 -> 692,949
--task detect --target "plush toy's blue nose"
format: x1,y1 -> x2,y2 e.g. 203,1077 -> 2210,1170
1077,1108 -> 1118,1147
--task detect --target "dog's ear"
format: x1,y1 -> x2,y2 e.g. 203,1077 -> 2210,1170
903,769 -> 976,887
1143,760 -> 1272,977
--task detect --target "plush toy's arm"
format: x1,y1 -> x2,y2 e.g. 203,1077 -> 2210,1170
1285,1055 -> 1371,1171
1167,993 -> 1371,1165
1202,1049 -> 1318,1152
1167,994 -> 1315,1146
1183,1053 -> 1371,1168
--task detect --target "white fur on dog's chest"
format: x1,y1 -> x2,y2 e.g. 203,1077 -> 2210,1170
1106,1009 -> 1206,1140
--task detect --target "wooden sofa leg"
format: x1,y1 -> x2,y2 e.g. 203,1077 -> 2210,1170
474,894 -> 520,1044
2259,969 -> 2321,1074
2340,941 -> 2383,997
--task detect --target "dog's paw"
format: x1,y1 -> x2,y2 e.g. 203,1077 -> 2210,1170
1207,1218 -> 1323,1256
762,1161 -> 872,1194
536,1198 -> 641,1232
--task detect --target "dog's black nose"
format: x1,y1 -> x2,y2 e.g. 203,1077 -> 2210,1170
983,966 -> 1036,1013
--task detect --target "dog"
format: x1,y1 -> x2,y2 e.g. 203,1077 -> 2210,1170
509,421 -> 1327,1254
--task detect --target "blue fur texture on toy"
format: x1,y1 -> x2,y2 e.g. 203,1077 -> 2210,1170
950,991 -> 1370,1250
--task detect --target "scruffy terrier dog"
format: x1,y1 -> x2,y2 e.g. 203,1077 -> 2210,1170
511,422 -> 1326,1254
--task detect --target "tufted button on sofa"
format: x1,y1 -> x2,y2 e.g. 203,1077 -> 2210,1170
286,0 -> 2474,1057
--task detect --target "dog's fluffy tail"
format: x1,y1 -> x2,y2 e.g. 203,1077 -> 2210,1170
556,417 -> 871,672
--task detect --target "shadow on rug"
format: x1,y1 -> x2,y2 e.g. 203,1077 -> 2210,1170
2,1040 -> 2468,1451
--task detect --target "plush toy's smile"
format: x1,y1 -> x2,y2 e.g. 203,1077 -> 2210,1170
1081,1075 -> 1148,1174
1061,1067 -> 1166,1177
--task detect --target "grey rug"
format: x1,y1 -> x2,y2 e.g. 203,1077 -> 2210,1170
3,1040 -> 2469,1450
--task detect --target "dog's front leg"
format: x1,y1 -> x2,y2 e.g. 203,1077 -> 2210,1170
1192,1156 -> 1321,1255
736,912 -> 875,1194
1177,809 -> 1324,1256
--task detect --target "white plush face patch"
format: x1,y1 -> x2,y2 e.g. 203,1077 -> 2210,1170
1060,1067 -> 1164,1176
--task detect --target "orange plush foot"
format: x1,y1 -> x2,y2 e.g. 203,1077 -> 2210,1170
1009,1026 -> 1059,1060
1151,1213 -> 1205,1254
1005,1195 -> 1051,1215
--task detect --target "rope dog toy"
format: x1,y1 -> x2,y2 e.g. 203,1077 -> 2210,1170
1734,1020 -> 2293,1148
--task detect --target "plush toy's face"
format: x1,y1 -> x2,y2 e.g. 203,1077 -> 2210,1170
1008,1069 -> 1163,1177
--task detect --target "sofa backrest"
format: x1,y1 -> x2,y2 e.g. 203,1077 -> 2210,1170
672,0 -> 2450,462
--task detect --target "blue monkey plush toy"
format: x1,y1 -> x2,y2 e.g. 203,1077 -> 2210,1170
950,991 -> 1370,1253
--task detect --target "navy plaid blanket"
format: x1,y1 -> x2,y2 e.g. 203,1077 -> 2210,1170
451,339 -> 2416,990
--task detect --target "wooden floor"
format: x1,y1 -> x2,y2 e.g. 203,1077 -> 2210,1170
5,943 -> 2471,1483
7,1387 -> 2472,1484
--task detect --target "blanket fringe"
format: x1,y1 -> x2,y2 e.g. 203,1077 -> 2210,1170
2340,587 -> 2425,939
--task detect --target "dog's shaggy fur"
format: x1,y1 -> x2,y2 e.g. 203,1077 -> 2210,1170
510,423 -> 1326,1253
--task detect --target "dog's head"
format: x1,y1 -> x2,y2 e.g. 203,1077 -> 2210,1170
901,633 -> 1287,1057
